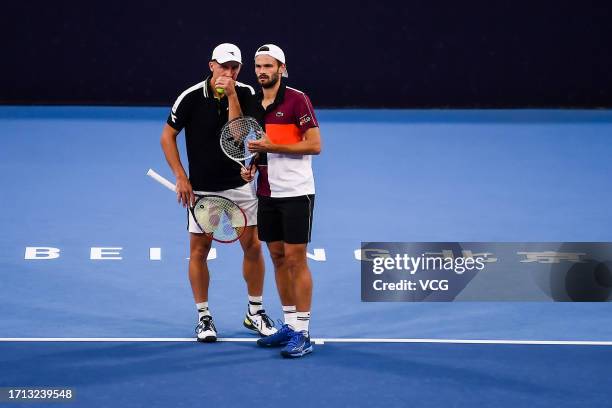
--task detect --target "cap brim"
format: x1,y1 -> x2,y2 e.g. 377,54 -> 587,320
254,51 -> 285,65
216,58 -> 242,64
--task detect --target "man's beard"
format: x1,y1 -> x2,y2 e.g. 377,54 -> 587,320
260,73 -> 280,89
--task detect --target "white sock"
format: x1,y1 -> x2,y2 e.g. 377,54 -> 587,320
283,305 -> 297,329
248,295 -> 263,315
196,302 -> 210,320
295,311 -> 311,335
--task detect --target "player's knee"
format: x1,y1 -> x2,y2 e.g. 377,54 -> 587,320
190,241 -> 211,261
269,250 -> 285,268
242,239 -> 262,260
285,252 -> 307,271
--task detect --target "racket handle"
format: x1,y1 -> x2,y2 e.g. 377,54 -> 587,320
146,168 -> 177,192
249,153 -> 259,170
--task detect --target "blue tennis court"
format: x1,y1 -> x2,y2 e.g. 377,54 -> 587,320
2,107 -> 612,406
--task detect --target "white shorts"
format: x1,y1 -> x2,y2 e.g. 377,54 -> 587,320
188,183 -> 257,234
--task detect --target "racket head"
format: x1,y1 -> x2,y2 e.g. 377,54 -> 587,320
219,116 -> 263,164
190,195 -> 247,243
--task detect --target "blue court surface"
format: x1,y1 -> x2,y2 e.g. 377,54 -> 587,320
2,107 -> 612,407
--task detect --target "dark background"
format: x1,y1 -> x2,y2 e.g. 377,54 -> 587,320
2,0 -> 611,108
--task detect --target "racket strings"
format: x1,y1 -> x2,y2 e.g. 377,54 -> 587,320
192,196 -> 246,242
220,117 -> 262,161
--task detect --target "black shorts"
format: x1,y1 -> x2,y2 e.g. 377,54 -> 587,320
257,195 -> 315,244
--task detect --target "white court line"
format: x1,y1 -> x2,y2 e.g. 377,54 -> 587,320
0,338 -> 611,346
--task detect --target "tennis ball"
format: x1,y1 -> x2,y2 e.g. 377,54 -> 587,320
216,87 -> 225,95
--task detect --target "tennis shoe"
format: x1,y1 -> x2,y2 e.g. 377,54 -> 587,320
256,323 -> 295,347
196,315 -> 217,342
244,309 -> 277,336
280,330 -> 313,358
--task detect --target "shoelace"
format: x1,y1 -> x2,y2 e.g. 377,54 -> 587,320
195,316 -> 214,334
262,322 -> 291,340
285,331 -> 306,349
276,322 -> 294,334
256,309 -> 275,329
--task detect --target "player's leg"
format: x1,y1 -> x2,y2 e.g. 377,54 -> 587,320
239,226 -> 264,296
279,195 -> 315,358
256,240 -> 298,347
279,242 -> 313,357
268,240 -> 298,330
268,241 -> 297,311
284,243 -> 312,314
255,196 -> 297,347
189,232 -> 217,342
239,226 -> 276,336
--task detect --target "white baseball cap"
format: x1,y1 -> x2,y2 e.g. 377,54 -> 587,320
255,44 -> 288,77
211,43 -> 242,64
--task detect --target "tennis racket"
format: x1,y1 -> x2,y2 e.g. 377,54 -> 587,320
146,169 -> 247,243
219,116 -> 263,170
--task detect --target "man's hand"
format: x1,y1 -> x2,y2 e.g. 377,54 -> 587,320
240,164 -> 257,182
248,135 -> 275,153
176,175 -> 195,208
214,76 -> 236,97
